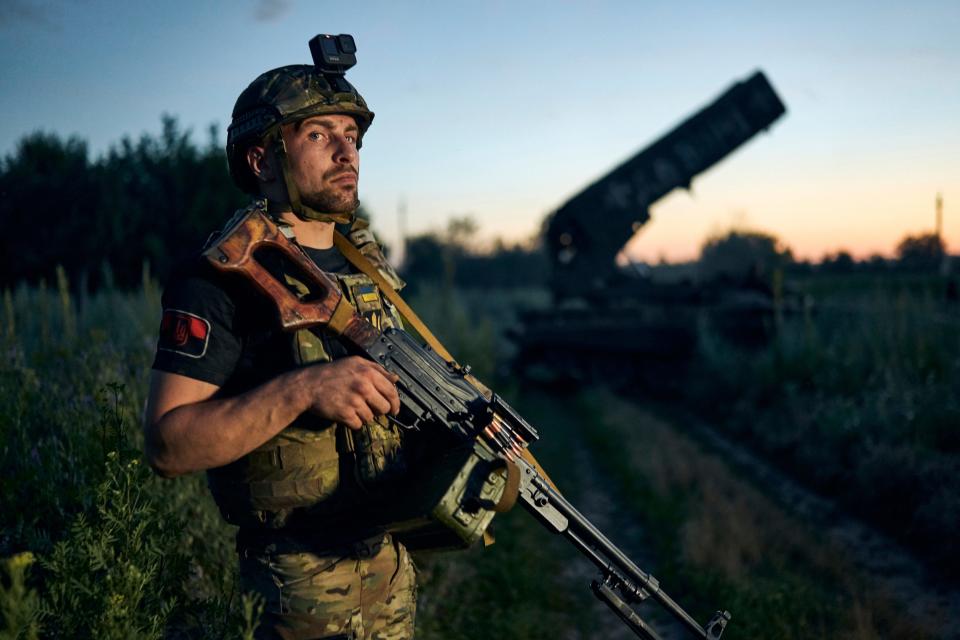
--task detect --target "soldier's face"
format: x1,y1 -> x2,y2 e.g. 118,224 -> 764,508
281,114 -> 360,214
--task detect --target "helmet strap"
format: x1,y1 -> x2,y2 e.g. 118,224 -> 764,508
267,128 -> 355,225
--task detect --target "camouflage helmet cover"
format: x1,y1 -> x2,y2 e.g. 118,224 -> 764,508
226,64 -> 374,194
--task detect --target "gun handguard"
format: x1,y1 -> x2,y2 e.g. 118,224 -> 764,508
203,210 -> 731,639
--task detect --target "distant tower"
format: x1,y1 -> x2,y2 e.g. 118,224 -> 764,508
936,193 -> 952,277
935,192 -> 943,239
397,196 -> 408,268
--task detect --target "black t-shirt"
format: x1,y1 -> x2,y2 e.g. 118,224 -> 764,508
151,245 -> 353,390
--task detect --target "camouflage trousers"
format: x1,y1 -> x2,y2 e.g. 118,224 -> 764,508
239,532 -> 416,640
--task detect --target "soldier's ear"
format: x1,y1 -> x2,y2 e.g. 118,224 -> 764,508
247,145 -> 274,182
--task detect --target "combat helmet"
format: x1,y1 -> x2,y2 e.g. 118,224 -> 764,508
227,61 -> 374,224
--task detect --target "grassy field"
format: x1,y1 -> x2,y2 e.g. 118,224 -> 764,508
1,271 -> 259,639
0,272 -> 952,638
690,272 -> 960,580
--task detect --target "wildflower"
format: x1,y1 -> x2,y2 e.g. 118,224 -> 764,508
8,551 -> 35,571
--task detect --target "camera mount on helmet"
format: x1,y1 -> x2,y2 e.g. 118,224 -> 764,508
309,34 -> 357,93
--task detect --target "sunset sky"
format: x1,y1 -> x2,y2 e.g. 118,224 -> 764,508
1,0 -> 957,262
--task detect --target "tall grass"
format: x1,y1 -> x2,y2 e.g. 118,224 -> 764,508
574,390 -> 938,639
692,274 -> 960,578
0,272 -> 258,639
5,270 -> 949,638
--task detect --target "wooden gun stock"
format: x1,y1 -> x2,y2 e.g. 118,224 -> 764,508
202,211 -> 378,346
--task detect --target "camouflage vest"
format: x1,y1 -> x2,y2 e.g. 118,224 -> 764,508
207,206 -> 410,530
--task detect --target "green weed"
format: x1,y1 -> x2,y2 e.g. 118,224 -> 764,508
691,273 -> 960,578
0,280 -> 251,638
0,553 -> 40,640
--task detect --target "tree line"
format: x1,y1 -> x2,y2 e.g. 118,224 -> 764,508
0,120 -> 548,293
0,117 -> 247,291
0,120 -> 947,293
694,228 -> 949,284
400,216 -> 549,293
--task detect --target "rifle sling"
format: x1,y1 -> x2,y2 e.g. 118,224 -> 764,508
333,231 -> 455,364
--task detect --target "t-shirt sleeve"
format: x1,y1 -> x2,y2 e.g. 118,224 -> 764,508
151,274 -> 242,386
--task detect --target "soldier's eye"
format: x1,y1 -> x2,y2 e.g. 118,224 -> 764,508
308,131 -> 327,142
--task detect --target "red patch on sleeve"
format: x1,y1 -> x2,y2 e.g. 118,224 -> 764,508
189,317 -> 208,340
158,309 -> 211,358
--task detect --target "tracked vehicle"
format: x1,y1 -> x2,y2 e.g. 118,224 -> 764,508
513,71 -> 787,387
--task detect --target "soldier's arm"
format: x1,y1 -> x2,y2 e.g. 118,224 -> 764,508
143,357 -> 400,478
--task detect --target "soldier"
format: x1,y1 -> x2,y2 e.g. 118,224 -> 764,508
143,60 -> 417,639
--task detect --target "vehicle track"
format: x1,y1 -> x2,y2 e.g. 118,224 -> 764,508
526,393 -> 690,640
644,397 -> 960,639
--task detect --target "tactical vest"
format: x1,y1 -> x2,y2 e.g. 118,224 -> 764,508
207,208 -> 410,531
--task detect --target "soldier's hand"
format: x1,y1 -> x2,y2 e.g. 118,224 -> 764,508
303,357 -> 401,429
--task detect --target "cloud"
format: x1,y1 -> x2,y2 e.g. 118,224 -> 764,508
254,0 -> 293,22
0,0 -> 57,29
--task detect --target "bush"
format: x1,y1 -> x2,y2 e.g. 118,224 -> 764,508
698,229 -> 792,285
896,233 -> 944,272
0,277 -> 256,638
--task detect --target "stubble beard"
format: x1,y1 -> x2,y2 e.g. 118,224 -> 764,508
300,187 -> 359,215
300,167 -> 360,215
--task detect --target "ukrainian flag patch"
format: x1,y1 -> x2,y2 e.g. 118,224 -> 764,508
358,284 -> 379,303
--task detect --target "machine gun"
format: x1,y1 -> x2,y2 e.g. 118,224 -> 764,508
545,70 -> 786,300
204,210 -> 731,640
